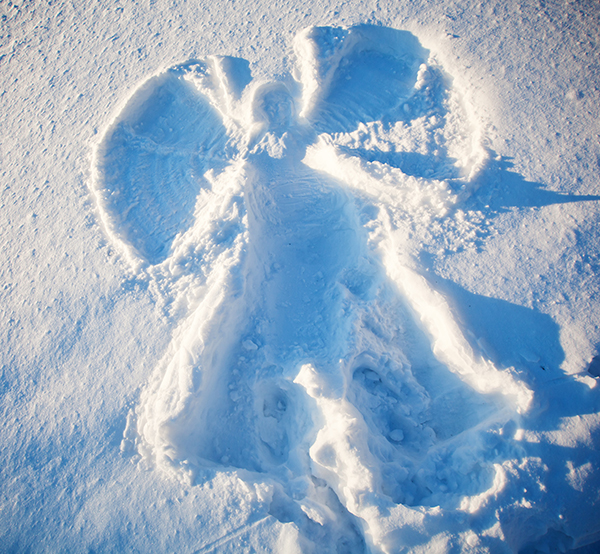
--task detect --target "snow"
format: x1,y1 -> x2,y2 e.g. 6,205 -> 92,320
2,1 -> 600,553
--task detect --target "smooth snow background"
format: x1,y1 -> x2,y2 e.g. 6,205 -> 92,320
1,1 -> 600,552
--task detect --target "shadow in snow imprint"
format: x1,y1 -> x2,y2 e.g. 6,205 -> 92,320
471,156 -> 600,212
424,274 -> 566,380
92,24 -> 554,552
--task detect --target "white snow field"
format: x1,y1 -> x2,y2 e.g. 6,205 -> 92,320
2,2 -> 600,553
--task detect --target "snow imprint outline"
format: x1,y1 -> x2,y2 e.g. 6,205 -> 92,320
92,25 -> 532,552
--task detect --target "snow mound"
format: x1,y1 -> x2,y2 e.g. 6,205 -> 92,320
93,25 -> 533,552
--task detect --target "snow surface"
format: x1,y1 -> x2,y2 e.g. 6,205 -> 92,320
2,1 -> 600,553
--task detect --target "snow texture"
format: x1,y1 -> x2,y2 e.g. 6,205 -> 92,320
3,2 -> 600,554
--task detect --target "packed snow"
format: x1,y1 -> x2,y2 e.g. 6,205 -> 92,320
2,2 -> 600,553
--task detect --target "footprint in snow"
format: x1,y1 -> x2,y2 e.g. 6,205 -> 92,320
93,25 -> 532,550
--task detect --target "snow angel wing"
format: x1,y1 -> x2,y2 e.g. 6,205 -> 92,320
91,57 -> 251,268
294,25 -> 428,133
294,24 -> 487,184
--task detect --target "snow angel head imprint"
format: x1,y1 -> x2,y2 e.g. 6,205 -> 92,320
251,82 -> 296,132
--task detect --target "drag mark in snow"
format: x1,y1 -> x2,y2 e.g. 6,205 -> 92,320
192,516 -> 273,554
92,25 -> 532,553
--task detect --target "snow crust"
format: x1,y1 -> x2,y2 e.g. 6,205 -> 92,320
2,2 -> 600,553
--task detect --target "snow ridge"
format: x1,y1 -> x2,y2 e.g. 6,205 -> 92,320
92,25 -> 533,553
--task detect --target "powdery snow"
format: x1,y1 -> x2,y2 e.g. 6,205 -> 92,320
1,2 -> 600,553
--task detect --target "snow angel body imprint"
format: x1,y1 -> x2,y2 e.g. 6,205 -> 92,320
92,25 -> 532,550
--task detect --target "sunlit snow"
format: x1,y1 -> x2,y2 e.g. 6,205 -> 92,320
2,4 -> 600,554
